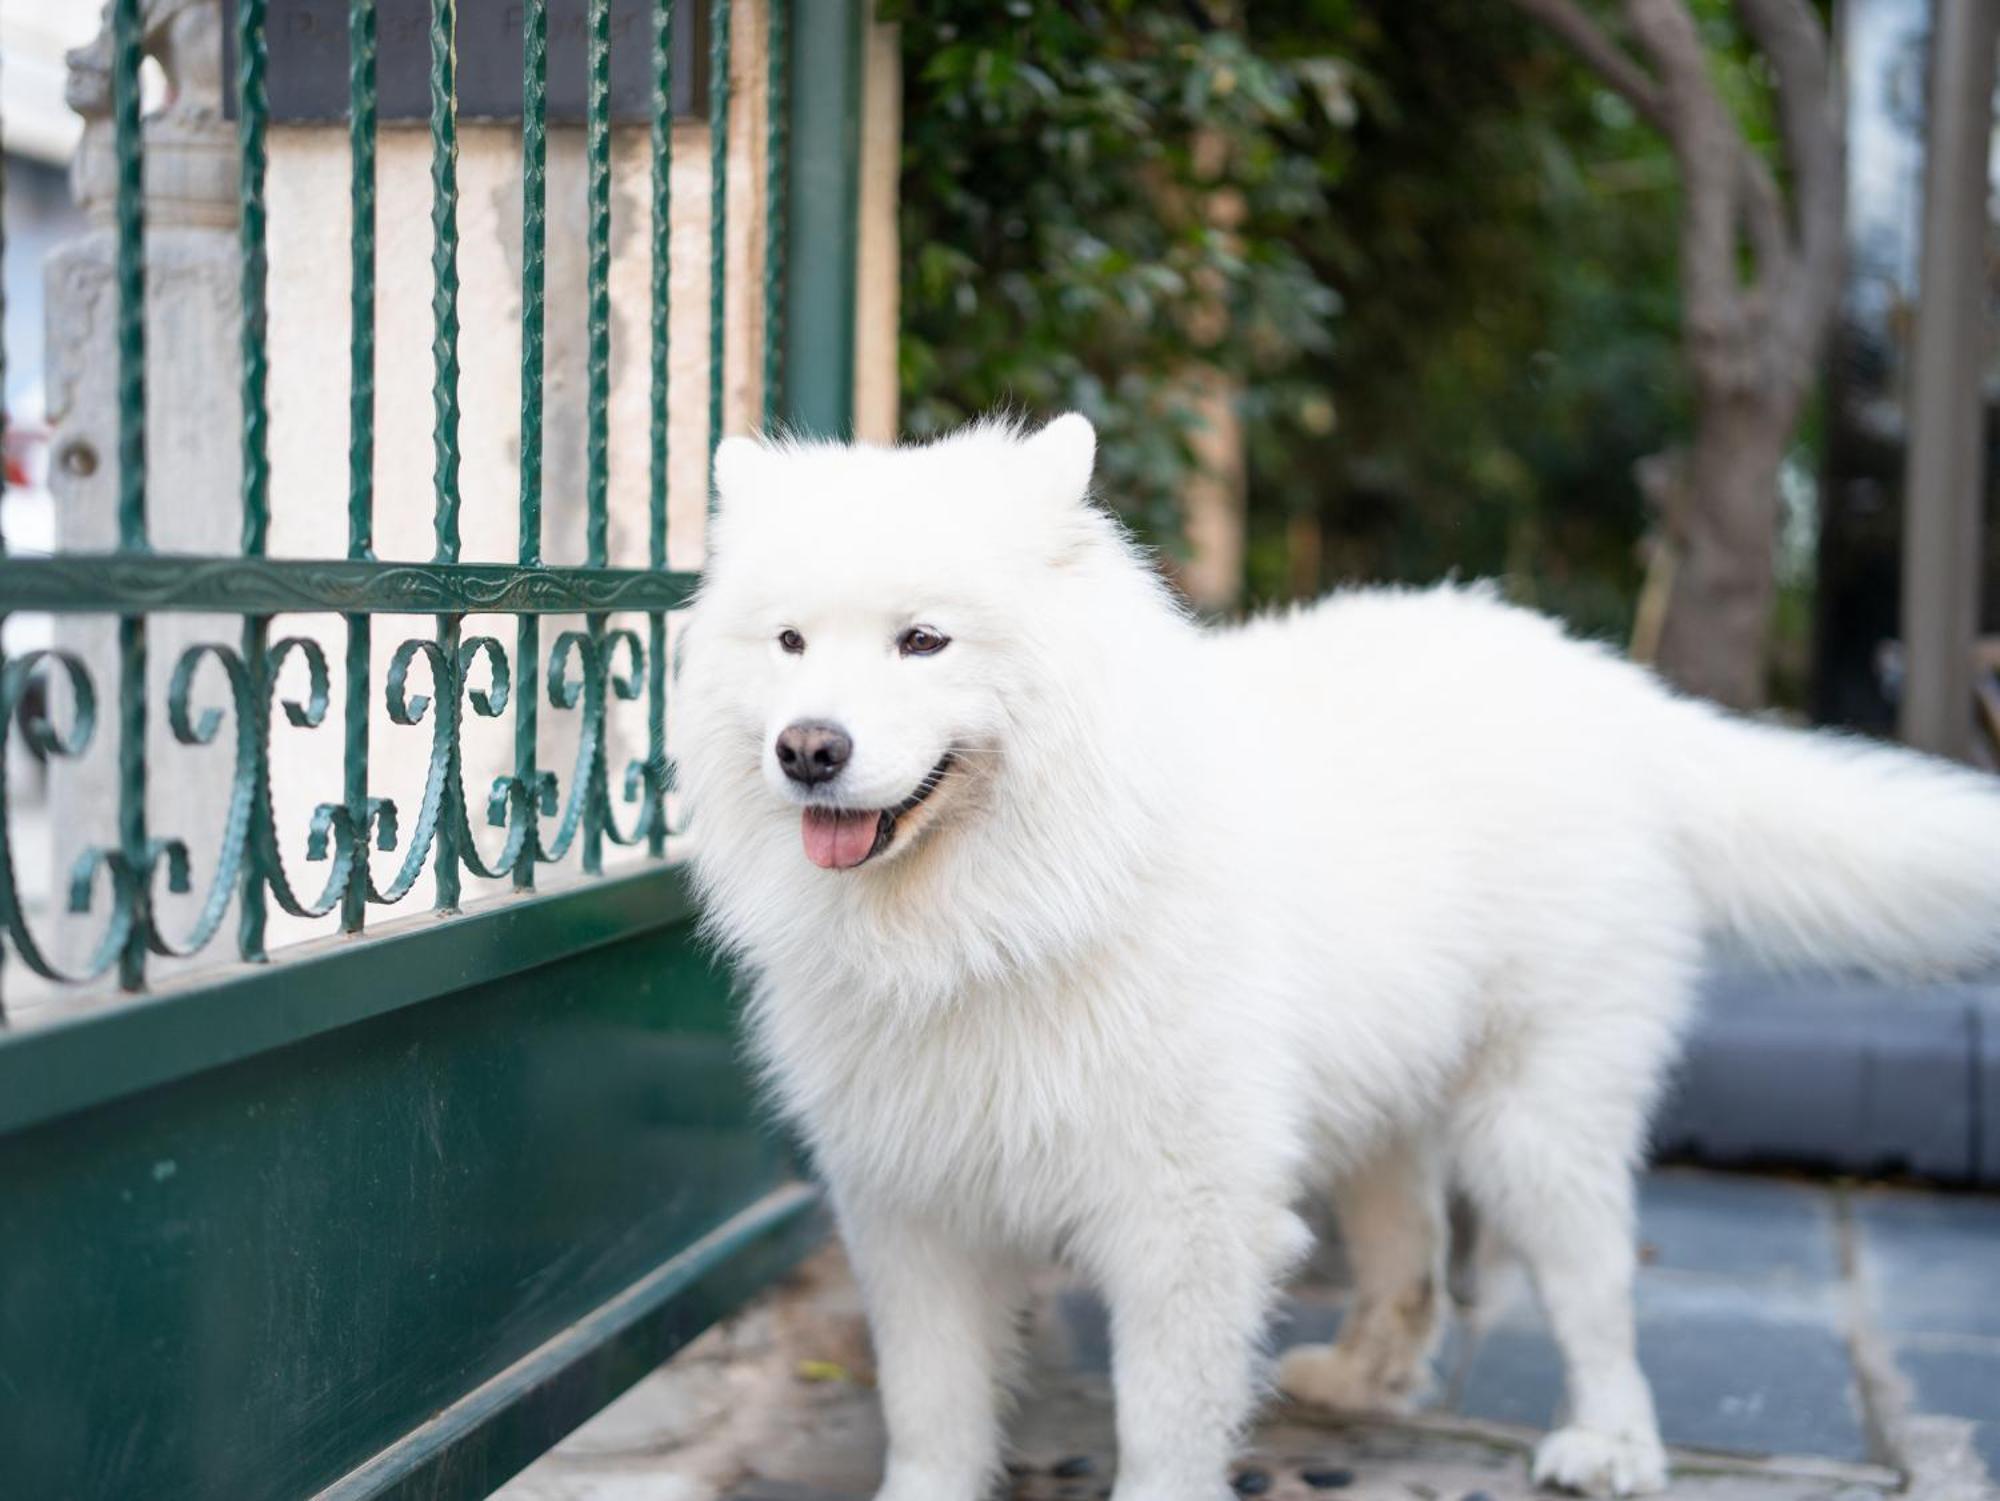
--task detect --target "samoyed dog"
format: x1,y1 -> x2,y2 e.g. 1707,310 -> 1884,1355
674,414 -> 2000,1501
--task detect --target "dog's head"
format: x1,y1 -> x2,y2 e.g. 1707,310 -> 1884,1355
679,414 -> 1104,874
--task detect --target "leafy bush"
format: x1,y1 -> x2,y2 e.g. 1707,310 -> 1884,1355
893,1 -> 1689,641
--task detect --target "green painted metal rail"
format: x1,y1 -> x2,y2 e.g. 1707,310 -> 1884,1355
0,0 -> 805,1000
0,0 -> 869,1495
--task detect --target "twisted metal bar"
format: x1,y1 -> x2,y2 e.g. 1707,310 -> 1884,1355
516,0 -> 549,891
647,0 -> 677,857
582,0 -> 614,876
1,31 -> 10,1011
585,0 -> 612,572
348,0 -> 378,566
428,0 -> 462,568
344,0 -> 379,932
237,0 -> 271,561
112,0 -> 149,989
237,0 -> 273,959
0,36 -> 8,549
651,0 -> 675,571
429,0 -> 462,907
708,0 -> 732,466
762,0 -> 787,432
112,0 -> 146,555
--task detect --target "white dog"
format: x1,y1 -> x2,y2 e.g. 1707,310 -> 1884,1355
674,415 -> 2000,1501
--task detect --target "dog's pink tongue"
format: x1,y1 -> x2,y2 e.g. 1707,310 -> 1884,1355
801,808 -> 880,870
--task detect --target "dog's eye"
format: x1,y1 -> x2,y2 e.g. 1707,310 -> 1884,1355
898,626 -> 949,658
777,628 -> 806,654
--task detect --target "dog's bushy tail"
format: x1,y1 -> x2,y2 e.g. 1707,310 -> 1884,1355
1664,702 -> 2000,977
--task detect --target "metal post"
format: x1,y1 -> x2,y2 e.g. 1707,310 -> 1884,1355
1898,0 -> 1998,760
782,0 -> 864,439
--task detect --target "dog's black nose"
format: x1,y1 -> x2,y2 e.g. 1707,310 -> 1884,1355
775,721 -> 853,786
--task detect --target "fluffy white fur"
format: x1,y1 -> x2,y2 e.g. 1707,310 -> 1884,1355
674,415 -> 2000,1501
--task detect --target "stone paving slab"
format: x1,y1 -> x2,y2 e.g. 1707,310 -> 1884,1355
1895,1343 -> 2000,1479
726,1393 -> 1903,1501
1634,1173 -> 1843,1284
499,1171 -> 2000,1501
1851,1191 -> 2000,1338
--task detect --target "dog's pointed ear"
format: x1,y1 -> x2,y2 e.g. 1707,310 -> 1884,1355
1021,413 -> 1096,503
711,435 -> 768,512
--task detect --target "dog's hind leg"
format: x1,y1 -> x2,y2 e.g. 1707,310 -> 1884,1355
1277,1133 -> 1446,1414
1446,974 -> 1682,1497
840,1204 -> 1031,1501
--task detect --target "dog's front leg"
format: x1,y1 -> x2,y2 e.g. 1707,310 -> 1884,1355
841,1202 -> 1028,1501
1092,1200 -> 1293,1501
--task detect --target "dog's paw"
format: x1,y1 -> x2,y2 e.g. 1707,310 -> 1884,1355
1275,1342 -> 1419,1416
1530,1425 -> 1668,1496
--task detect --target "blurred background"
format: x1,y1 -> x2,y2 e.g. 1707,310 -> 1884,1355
2,5 -> 1999,1498
888,0 -> 1995,746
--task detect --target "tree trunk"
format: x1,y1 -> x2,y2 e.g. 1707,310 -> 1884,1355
1286,509 -> 1324,601
1178,366 -> 1249,612
1654,395 -> 1790,709
1508,0 -> 1842,709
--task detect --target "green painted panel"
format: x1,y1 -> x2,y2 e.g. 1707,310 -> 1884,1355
0,916 -> 809,1501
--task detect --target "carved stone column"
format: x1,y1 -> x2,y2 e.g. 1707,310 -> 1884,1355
44,0 -> 243,973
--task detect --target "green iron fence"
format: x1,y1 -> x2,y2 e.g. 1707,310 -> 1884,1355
0,0 -> 782,989
0,1 -> 864,1495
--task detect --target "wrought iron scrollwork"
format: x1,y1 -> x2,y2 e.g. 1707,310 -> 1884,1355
0,619 -> 674,999
0,650 -> 134,986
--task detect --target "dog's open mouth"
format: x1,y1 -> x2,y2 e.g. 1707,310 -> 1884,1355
799,753 -> 956,870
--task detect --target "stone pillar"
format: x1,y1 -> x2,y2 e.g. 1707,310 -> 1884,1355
43,0 -> 244,976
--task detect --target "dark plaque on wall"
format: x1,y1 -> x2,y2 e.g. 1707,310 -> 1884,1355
221,1 -> 708,125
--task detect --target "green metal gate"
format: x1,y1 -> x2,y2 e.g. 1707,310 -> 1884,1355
0,1 -> 865,1495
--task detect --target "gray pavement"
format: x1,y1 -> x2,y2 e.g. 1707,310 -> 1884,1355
499,1170 -> 1999,1501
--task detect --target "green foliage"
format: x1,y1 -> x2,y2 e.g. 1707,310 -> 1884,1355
888,0 -> 1357,546
1267,1 -> 1688,640
892,1 -> 1693,639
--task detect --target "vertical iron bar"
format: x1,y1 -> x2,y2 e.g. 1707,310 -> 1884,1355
237,0 -> 271,563
429,0 -> 462,908
707,0 -> 732,466
0,31 -> 7,536
114,0 -> 147,556
1,41 -> 9,1016
582,0 -> 612,876
343,0 -> 378,931
585,0 -> 612,573
429,0 -> 462,569
650,0 -> 674,569
762,0 -> 786,432
647,0 -> 674,860
237,0 -> 272,959
781,0 -> 861,439
112,0 -> 149,989
515,0 -> 548,890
